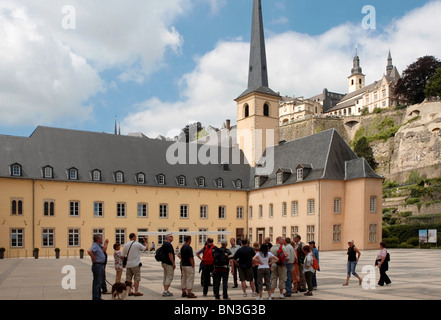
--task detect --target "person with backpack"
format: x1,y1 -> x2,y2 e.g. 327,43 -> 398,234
376,242 -> 391,287
309,240 -> 320,290
302,245 -> 314,296
161,234 -> 176,297
269,236 -> 288,299
213,239 -> 233,300
196,238 -> 216,297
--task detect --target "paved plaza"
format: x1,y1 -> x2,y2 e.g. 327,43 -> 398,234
0,248 -> 440,301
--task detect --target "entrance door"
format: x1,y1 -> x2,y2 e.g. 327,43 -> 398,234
257,228 -> 265,245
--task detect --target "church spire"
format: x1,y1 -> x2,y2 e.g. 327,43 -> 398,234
237,0 -> 278,99
386,49 -> 393,76
351,53 -> 363,75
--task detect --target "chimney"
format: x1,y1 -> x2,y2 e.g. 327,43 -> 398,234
226,119 -> 231,130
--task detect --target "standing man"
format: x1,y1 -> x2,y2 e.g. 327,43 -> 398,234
294,234 -> 307,292
229,238 -> 241,288
233,238 -> 257,297
87,234 -> 109,300
269,236 -> 287,299
213,239 -> 233,300
197,238 -> 216,297
180,235 -> 197,298
123,233 -> 147,297
284,237 -> 295,297
161,234 -> 176,297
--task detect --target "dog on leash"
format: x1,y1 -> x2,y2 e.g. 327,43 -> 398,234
111,281 -> 132,300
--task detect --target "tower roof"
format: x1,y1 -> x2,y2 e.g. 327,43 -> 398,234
236,0 -> 278,100
351,54 -> 364,76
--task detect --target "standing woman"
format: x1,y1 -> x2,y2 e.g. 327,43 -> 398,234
343,240 -> 362,286
376,242 -> 391,286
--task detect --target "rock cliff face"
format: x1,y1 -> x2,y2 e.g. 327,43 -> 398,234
279,101 -> 441,184
382,101 -> 441,183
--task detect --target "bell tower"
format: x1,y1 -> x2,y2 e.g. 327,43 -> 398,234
235,0 -> 280,166
348,52 -> 366,94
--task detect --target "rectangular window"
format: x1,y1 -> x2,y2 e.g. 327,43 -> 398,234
117,203 -> 126,217
307,199 -> 315,215
259,205 -> 263,219
334,198 -> 341,214
137,203 -> 148,218
236,206 -> 244,219
158,229 -> 167,245
200,205 -> 208,219
282,202 -> 287,217
218,206 -> 226,219
291,226 -> 298,239
249,206 -> 253,219
42,228 -> 55,247
44,200 -> 55,216
218,228 -> 226,243
11,199 -> 23,215
68,228 -> 80,247
291,201 -> 298,216
269,204 -> 273,218
333,224 -> 342,243
115,229 -> 125,245
94,202 -> 103,217
11,228 -> 24,247
370,197 -> 377,213
70,201 -> 80,217
179,228 -> 188,244
160,204 -> 168,218
180,205 -> 189,219
307,225 -> 315,243
369,224 -> 378,243
199,228 -> 208,245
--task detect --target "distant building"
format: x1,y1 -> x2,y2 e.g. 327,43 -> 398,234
326,51 -> 405,117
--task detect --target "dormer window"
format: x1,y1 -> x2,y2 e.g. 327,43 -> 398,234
276,172 -> 283,184
254,176 -> 260,188
235,179 -> 242,189
11,163 -> 22,176
68,168 -> 78,180
115,171 -> 124,183
137,173 -> 145,184
92,169 -> 101,181
216,178 -> 223,188
296,168 -> 303,181
197,177 -> 205,187
43,166 -> 53,178
178,175 -> 186,186
157,174 -> 166,185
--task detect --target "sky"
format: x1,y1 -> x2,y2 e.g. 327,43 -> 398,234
1,0 -> 441,139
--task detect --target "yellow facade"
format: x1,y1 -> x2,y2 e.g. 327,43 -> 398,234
0,177 -> 248,258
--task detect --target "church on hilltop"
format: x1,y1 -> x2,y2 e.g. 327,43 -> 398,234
0,0 -> 383,258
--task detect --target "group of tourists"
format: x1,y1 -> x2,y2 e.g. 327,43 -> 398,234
87,233 -> 390,300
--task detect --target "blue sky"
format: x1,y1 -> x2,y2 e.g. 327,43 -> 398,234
1,0 -> 440,138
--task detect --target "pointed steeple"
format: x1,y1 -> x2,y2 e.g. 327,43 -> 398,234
386,50 -> 393,76
351,53 -> 363,75
237,0 -> 278,99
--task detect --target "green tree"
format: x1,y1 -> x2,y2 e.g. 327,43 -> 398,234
424,67 -> 441,98
394,55 -> 441,105
353,136 -> 378,170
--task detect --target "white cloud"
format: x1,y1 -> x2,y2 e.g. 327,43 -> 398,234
0,0 -> 190,128
121,1 -> 441,138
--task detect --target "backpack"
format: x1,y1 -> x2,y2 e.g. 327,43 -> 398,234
276,245 -> 288,266
312,255 -> 319,270
155,247 -> 163,262
202,244 -> 215,266
214,247 -> 229,266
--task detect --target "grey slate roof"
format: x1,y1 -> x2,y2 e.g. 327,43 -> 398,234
0,126 -> 382,191
249,128 -> 382,189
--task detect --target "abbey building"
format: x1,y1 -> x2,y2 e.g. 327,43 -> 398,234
0,0 -> 383,258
